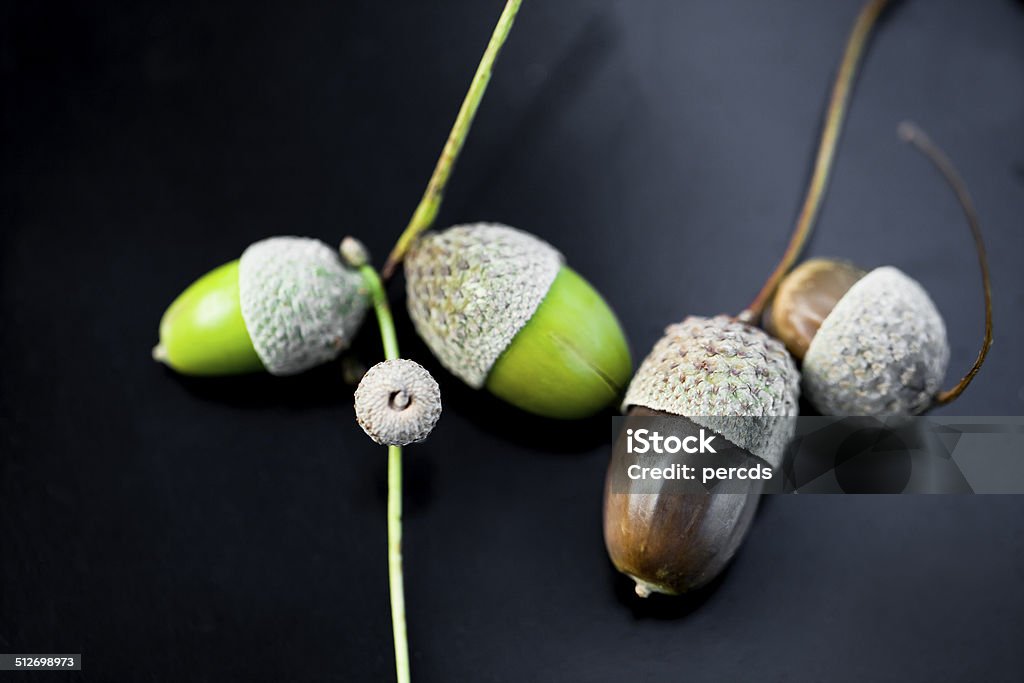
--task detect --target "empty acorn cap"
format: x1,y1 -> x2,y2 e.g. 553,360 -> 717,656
622,315 -> 800,468
239,236 -> 368,376
802,266 -> 949,416
404,223 -> 563,389
354,359 -> 442,446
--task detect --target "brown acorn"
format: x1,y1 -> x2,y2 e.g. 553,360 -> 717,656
603,0 -> 893,598
604,316 -> 800,596
769,262 -> 949,415
766,123 -> 992,417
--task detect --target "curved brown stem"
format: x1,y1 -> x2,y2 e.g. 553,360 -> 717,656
897,122 -> 993,407
740,0 -> 890,325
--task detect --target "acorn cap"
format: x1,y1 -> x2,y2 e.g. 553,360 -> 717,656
354,359 -> 442,446
802,266 -> 949,416
404,223 -> 563,388
239,236 -> 368,376
622,315 -> 800,468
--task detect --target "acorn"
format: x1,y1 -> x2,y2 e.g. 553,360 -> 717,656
604,315 -> 800,597
154,236 -> 369,376
354,359 -> 442,446
769,261 -> 949,415
763,122 -> 995,417
602,0 -> 900,599
403,223 -> 632,419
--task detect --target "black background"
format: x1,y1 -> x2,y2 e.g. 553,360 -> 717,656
3,0 -> 1024,681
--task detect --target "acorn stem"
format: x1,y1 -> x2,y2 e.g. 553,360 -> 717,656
387,444 -> 410,683
898,122 -> 993,407
357,259 -> 410,683
361,262 -> 401,361
381,0 -> 523,281
740,0 -> 889,325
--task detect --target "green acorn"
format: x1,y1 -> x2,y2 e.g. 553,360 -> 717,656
404,223 -> 632,419
154,236 -> 369,376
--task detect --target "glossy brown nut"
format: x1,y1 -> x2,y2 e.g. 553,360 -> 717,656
767,258 -> 866,360
603,407 -> 764,597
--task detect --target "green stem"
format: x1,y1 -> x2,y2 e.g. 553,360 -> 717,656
386,443 -> 408,683
362,263 -> 400,361
359,261 -> 408,683
381,0 -> 523,280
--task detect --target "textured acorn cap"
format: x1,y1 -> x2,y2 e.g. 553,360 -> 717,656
622,315 -> 800,468
354,359 -> 442,446
803,266 -> 949,416
404,223 -> 563,388
239,236 -> 368,376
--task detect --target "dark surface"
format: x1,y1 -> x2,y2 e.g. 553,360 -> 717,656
2,0 -> 1024,680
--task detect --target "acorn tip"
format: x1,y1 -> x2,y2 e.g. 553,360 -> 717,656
340,236 -> 369,268
152,344 -> 169,364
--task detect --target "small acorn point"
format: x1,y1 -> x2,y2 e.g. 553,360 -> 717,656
340,236 -> 370,268
634,582 -> 652,599
152,344 -> 169,364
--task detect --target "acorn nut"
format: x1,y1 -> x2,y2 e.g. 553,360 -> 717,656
605,315 -> 800,597
771,261 -> 949,415
767,258 -> 866,359
354,359 -> 442,446
404,223 -> 632,419
155,236 -> 369,376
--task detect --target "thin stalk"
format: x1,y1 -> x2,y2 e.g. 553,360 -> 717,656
362,262 -> 400,361
897,122 -> 993,407
386,444 -> 408,683
381,0 -> 523,280
358,257 -> 409,683
740,0 -> 889,324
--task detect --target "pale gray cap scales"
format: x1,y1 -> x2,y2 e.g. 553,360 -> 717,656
239,236 -> 368,376
802,266 -> 949,416
622,315 -> 800,468
404,223 -> 563,388
354,359 -> 442,446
